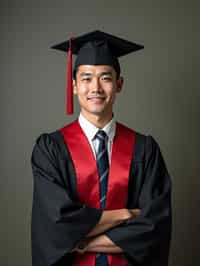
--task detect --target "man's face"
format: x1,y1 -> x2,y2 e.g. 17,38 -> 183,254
73,65 -> 123,120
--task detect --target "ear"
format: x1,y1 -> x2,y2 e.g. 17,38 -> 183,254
73,79 -> 77,95
116,77 -> 124,93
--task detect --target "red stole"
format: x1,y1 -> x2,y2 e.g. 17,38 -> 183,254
60,120 -> 135,266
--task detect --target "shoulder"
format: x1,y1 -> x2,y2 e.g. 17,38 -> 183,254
33,130 -> 60,149
31,125 -> 70,161
32,120 -> 78,149
31,131 -> 60,164
117,122 -> 161,162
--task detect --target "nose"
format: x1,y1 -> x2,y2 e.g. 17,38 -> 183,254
91,77 -> 102,93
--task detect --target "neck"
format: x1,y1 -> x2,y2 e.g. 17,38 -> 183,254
80,111 -> 113,128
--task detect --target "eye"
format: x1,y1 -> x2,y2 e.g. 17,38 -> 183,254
81,77 -> 91,82
101,76 -> 112,81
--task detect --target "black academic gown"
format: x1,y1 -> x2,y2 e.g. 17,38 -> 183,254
31,128 -> 172,266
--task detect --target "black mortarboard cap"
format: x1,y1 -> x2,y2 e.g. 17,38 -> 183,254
51,30 -> 144,115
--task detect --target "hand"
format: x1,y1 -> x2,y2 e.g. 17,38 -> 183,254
128,208 -> 141,218
71,246 -> 87,254
71,239 -> 90,254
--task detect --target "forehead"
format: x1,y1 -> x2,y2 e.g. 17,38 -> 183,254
76,65 -> 116,75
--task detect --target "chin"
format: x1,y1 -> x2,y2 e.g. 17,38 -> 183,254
82,105 -> 112,117
89,110 -> 105,116
87,106 -> 105,113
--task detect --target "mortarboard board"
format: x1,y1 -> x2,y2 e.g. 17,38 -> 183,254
51,30 -> 144,115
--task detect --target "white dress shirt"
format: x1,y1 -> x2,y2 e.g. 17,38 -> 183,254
78,113 -> 116,163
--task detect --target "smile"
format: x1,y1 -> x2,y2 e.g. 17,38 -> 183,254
87,96 -> 105,101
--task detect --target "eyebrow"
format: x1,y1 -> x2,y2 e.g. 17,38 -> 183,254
79,71 -> 113,77
79,72 -> 92,77
100,71 -> 113,76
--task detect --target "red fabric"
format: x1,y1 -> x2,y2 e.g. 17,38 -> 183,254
66,39 -> 73,115
61,120 -> 135,266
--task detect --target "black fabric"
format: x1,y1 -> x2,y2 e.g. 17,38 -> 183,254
73,41 -> 121,79
50,30 -> 144,79
105,133 -> 172,266
51,30 -> 144,56
31,129 -> 172,266
31,132 -> 102,266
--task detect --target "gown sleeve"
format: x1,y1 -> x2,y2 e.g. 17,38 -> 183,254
31,133 -> 102,266
105,135 -> 172,266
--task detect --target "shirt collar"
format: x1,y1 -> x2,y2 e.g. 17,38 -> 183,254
78,113 -> 116,142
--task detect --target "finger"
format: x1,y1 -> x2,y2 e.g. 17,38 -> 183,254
130,209 -> 141,217
76,248 -> 86,254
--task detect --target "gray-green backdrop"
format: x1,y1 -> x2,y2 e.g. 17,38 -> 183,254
1,0 -> 200,265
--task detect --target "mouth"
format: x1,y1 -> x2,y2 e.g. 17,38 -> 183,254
87,96 -> 106,102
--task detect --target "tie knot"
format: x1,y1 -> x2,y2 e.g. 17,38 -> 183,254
96,130 -> 108,142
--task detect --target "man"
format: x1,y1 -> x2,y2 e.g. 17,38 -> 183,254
31,30 -> 172,266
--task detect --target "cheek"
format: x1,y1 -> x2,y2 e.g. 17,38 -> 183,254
76,84 -> 88,95
110,94 -> 117,103
106,85 -> 118,101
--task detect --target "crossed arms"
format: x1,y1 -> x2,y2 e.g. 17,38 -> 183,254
72,208 -> 141,254
31,134 -> 172,266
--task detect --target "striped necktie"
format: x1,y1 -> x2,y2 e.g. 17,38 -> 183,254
95,130 -> 109,266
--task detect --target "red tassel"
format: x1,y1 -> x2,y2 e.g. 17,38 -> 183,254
66,38 -> 73,114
